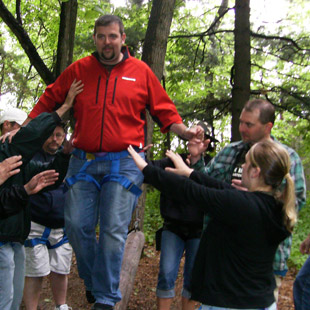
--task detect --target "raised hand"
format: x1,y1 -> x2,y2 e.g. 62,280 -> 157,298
184,125 -> 205,141
64,79 -> 84,109
0,155 -> 23,185
0,128 -> 21,144
127,145 -> 147,171
24,170 -> 59,195
56,79 -> 84,119
165,150 -> 193,177
187,137 -> 210,165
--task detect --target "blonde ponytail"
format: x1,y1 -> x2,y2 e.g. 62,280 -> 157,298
281,173 -> 296,232
249,140 -> 297,232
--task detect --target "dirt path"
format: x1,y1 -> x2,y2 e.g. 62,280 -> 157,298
24,244 -> 296,310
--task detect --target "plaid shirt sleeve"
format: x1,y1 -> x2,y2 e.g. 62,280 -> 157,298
190,156 -> 206,172
205,142 -> 243,182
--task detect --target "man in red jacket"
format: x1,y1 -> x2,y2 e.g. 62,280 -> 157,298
25,15 -> 202,310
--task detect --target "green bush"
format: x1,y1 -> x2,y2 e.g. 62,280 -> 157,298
143,187 -> 163,244
289,194 -> 310,270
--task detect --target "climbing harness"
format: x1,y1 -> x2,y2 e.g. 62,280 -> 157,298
65,148 -> 142,197
24,227 -> 68,249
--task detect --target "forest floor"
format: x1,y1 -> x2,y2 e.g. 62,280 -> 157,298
21,244 -> 297,310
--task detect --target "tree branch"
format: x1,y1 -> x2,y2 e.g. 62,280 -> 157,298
15,0 -> 22,24
0,0 -> 54,85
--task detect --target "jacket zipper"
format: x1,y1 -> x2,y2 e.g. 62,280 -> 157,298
96,76 -> 101,105
100,72 -> 110,151
112,76 -> 118,104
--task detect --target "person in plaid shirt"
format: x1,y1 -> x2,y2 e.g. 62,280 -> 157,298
205,99 -> 306,302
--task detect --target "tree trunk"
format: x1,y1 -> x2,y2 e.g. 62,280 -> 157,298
55,0 -> 78,77
131,0 -> 176,232
123,1 -> 176,308
115,231 -> 145,310
231,0 -> 250,141
204,0 -> 229,126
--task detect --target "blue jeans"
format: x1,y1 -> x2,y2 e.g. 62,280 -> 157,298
294,255 -> 310,310
0,242 -> 25,310
64,152 -> 144,306
199,303 -> 276,310
156,230 -> 200,298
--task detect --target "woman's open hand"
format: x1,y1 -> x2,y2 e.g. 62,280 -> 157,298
127,145 -> 147,171
165,150 -> 193,177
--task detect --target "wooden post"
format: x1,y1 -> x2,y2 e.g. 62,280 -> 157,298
115,231 -> 145,310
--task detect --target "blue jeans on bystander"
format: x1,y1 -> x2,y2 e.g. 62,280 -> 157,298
156,229 -> 200,299
199,302 -> 276,310
293,255 -> 310,310
0,242 -> 25,310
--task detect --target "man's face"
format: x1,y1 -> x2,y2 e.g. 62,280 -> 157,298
43,126 -> 65,154
93,23 -> 126,65
239,108 -> 271,144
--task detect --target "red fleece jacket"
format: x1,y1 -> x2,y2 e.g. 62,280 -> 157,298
30,47 -> 182,153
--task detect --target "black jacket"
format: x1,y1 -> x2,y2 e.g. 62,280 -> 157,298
0,112 -> 70,243
29,149 -> 66,228
151,154 -> 204,225
143,164 -> 290,308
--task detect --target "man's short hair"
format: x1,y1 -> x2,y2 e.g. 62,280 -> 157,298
94,15 -> 124,36
243,99 -> 275,124
57,121 -> 68,134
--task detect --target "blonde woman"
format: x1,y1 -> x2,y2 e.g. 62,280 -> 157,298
128,140 -> 296,310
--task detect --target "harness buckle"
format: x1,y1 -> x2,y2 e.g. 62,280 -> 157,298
86,153 -> 95,160
127,183 -> 134,192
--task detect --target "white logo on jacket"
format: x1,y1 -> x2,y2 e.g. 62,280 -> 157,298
122,76 -> 136,82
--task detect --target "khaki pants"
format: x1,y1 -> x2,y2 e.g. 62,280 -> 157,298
274,274 -> 283,303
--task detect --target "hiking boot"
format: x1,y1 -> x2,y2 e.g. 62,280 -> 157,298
55,305 -> 72,310
86,290 -> 96,303
91,302 -> 114,310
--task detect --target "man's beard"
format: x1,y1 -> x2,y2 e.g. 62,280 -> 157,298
100,51 -> 115,61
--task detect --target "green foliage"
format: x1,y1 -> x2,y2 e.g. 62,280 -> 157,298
2,0 -> 310,252
143,187 -> 162,244
289,195 -> 310,270
165,1 -> 235,121
272,111 -> 310,173
272,112 -> 310,271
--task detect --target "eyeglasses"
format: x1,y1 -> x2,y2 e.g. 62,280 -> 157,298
51,133 -> 65,139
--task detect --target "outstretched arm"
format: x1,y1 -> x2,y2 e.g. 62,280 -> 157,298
170,123 -> 204,141
128,145 -> 194,178
1,79 -> 84,143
